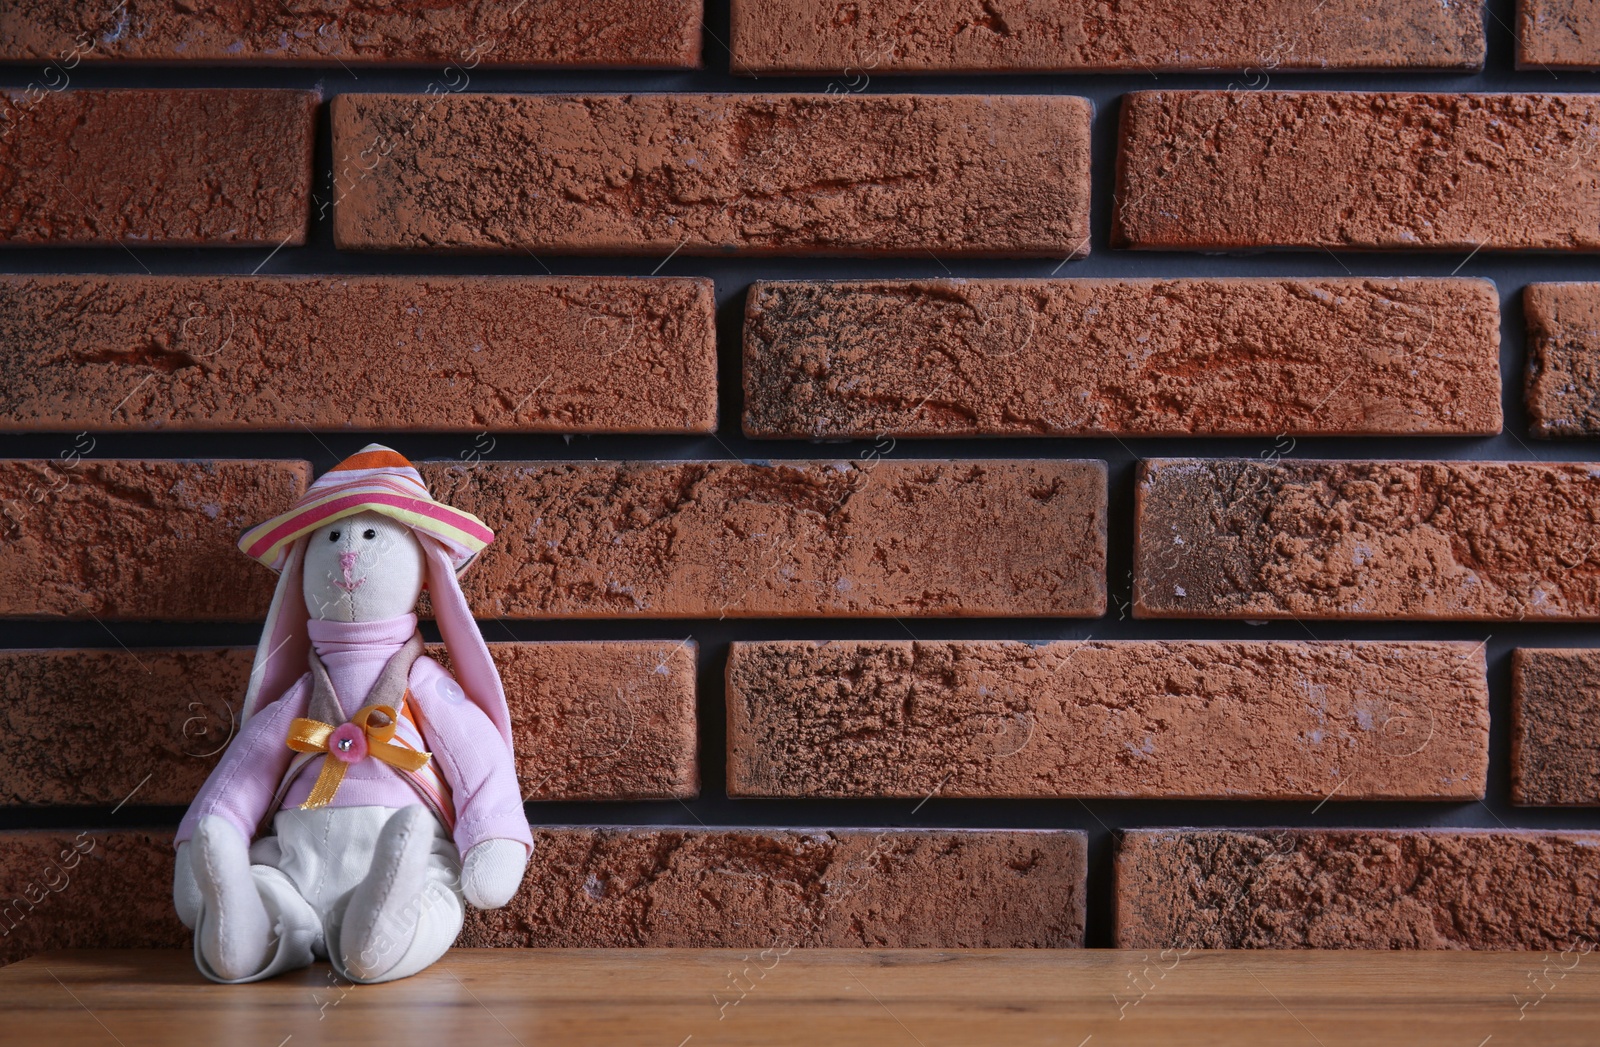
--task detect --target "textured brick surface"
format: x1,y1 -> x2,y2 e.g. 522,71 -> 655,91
726,640 -> 1488,800
1512,648 -> 1600,805
0,460 -> 308,620
743,278 -> 1502,438
463,827 -> 1086,947
0,831 -> 187,967
0,275 -> 716,433
1114,92 -> 1600,252
0,90 -> 315,247
731,0 -> 1484,73
331,93 -> 1092,257
1117,829 -> 1600,949
481,641 -> 699,801
0,827 -> 1081,963
0,641 -> 697,806
0,0 -> 701,67
1134,459 -> 1600,621
0,648 -> 247,807
1526,283 -> 1600,437
420,460 -> 1107,619
1519,0 -> 1600,68
5,459 -> 1104,621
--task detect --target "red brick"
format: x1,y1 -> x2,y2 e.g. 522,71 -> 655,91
0,275 -> 716,433
480,641 -> 699,801
1117,829 -> 1600,949
0,648 -> 247,807
730,0 -> 1483,73
1511,649 -> 1600,805
743,278 -> 1501,438
0,827 -> 1082,963
420,459 -> 1107,618
1519,0 -> 1600,68
463,827 -> 1086,947
331,93 -> 1092,257
726,640 -> 1487,800
1526,283 -> 1600,437
1114,92 -> 1600,252
0,641 -> 697,806
0,89 -> 315,247
0,1 -> 701,67
0,459 -> 308,620
0,458 -> 1102,621
0,831 -> 186,967
1134,459 -> 1600,621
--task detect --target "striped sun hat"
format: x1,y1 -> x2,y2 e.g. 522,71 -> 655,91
238,444 -> 493,573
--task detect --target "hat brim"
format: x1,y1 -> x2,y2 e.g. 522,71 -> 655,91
239,477 -> 492,574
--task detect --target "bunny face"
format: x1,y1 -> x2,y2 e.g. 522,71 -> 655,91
301,511 -> 425,623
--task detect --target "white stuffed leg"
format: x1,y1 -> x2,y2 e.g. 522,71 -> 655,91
190,815 -> 322,984
335,805 -> 465,984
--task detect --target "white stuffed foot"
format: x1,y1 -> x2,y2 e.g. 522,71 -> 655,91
461,838 -> 529,910
339,805 -> 437,982
192,816 -> 275,981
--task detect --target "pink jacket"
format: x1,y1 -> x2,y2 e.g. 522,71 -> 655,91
176,613 -> 532,859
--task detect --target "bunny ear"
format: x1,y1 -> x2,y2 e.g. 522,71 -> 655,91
419,533 -> 514,752
240,536 -> 311,728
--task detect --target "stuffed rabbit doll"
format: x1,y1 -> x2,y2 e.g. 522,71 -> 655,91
172,445 -> 532,984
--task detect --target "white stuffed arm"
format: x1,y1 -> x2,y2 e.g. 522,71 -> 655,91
460,838 -> 529,909
173,841 -> 201,929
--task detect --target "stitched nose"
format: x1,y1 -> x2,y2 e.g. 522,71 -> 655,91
337,551 -> 363,591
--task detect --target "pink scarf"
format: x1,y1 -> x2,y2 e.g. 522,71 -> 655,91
306,611 -> 417,713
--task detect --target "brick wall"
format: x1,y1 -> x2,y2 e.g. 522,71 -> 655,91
1,0 -> 1598,961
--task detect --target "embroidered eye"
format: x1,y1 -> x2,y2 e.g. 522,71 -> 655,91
328,530 -> 340,541
363,528 -> 376,540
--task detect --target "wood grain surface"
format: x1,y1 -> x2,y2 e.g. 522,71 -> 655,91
3,948 -> 1597,1045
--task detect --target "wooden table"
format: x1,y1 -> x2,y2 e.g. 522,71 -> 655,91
4,948 -> 1597,1045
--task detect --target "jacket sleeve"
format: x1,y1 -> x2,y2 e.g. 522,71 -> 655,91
174,675 -> 311,849
409,659 -> 534,858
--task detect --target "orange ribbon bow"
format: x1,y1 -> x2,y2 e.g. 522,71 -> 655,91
285,703 -> 432,810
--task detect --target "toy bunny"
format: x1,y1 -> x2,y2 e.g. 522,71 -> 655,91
172,444 -> 533,984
